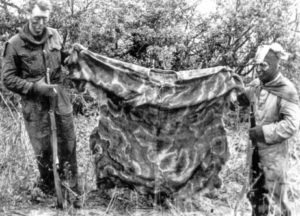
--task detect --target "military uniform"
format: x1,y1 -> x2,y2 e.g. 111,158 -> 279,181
2,23 -> 78,191
245,74 -> 300,216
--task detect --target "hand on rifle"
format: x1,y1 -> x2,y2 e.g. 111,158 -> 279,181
249,126 -> 265,143
31,77 -> 58,97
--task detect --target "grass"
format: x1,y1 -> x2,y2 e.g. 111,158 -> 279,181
0,96 -> 299,216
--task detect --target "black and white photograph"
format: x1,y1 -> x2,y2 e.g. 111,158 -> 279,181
0,0 -> 300,215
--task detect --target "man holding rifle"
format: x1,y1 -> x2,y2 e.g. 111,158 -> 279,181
1,0 -> 81,208
238,43 -> 300,216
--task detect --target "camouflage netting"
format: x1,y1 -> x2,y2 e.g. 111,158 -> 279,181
67,49 -> 243,200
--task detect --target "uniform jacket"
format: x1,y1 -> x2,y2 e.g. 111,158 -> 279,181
2,23 -> 72,114
246,73 -> 300,149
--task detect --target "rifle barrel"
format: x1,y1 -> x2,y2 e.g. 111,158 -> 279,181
46,68 -> 64,208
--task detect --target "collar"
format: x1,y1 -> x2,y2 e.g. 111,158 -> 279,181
18,22 -> 53,46
260,73 -> 299,104
261,73 -> 281,86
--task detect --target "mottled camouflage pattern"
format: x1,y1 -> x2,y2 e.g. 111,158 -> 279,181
68,49 -> 243,198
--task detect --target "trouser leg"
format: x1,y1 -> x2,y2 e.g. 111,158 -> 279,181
268,180 -> 291,216
23,104 -> 54,187
56,112 -> 79,189
260,145 -> 291,216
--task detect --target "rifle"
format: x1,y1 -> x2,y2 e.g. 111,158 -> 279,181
247,101 -> 268,216
46,68 -> 65,209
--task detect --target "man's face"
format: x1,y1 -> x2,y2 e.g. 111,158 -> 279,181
256,61 -> 270,82
29,4 -> 50,36
255,51 -> 279,83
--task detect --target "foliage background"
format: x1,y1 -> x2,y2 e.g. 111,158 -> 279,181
0,0 -> 300,215
1,0 -> 300,74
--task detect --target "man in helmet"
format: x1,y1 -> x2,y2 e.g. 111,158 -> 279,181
239,43 -> 299,216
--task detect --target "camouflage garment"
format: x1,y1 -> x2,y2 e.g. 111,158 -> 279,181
67,48 -> 243,200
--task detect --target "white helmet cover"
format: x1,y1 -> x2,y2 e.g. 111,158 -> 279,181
254,43 -> 289,64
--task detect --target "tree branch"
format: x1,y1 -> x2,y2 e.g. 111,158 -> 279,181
0,0 -> 25,14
